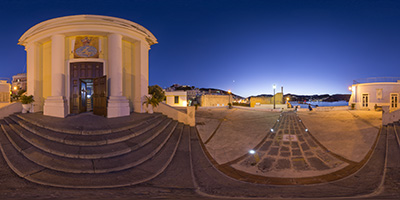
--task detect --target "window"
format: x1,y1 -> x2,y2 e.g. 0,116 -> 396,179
362,94 -> 369,108
174,96 -> 179,104
391,94 -> 398,108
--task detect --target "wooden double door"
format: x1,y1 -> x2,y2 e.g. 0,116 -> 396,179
70,62 -> 107,117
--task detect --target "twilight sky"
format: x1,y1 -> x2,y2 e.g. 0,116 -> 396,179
1,0 -> 400,97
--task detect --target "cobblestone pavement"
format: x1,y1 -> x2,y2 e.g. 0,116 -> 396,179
233,111 -> 350,178
0,109 -> 398,199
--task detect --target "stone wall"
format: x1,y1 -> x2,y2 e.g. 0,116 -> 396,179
201,95 -> 232,107
0,102 -> 22,119
250,93 -> 283,107
153,102 -> 195,126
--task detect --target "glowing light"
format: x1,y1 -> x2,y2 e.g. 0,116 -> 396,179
249,150 -> 256,154
305,129 -> 308,132
228,89 -> 231,94
286,97 -> 289,101
270,128 -> 274,132
348,86 -> 352,91
273,84 -> 276,89
13,86 -> 18,90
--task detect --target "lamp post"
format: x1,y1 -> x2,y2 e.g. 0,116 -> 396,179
228,89 -> 231,108
273,84 -> 276,109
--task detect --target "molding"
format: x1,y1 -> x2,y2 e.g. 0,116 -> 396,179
19,15 -> 157,46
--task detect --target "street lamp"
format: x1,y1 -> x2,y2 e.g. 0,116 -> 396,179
228,90 -> 231,108
273,84 -> 276,109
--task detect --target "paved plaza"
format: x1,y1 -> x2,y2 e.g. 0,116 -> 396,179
0,107 -> 398,199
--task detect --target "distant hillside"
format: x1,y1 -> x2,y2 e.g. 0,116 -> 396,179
284,94 -> 350,102
199,88 -> 244,99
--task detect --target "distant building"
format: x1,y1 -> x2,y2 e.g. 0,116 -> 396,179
11,73 -> 27,94
250,93 -> 284,107
349,77 -> 400,111
0,80 -> 11,103
165,91 -> 188,107
201,94 -> 232,107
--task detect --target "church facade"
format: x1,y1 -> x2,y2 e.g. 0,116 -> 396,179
18,15 -> 157,118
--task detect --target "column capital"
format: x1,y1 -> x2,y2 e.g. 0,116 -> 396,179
24,42 -> 38,51
108,33 -> 122,39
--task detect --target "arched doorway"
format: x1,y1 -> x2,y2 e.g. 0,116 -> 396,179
70,62 -> 107,116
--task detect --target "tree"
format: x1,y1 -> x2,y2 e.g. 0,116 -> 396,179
148,85 -> 165,103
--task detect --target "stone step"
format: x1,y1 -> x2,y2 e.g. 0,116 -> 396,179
393,123 -> 400,148
3,117 -> 173,159
1,120 -> 178,173
148,125 -> 196,188
15,112 -> 163,135
8,114 -> 167,146
0,120 -> 183,188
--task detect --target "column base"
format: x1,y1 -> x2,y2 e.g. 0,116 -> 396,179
43,96 -> 68,118
133,98 -> 146,113
107,96 -> 130,118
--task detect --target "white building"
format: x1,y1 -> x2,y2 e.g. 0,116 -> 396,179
18,15 -> 157,118
165,91 -> 187,107
349,77 -> 400,111
11,73 -> 27,94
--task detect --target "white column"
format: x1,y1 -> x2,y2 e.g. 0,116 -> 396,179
107,33 -> 130,118
133,40 -> 150,113
43,34 -> 68,118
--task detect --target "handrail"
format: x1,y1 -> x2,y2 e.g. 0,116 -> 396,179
353,77 -> 400,84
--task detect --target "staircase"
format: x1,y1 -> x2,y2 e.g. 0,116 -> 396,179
0,112 -> 191,188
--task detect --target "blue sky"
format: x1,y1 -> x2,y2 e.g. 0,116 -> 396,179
1,0 -> 400,97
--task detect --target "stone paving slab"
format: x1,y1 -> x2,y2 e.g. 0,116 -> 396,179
196,107 -> 280,164
232,112 -> 349,178
297,110 -> 381,162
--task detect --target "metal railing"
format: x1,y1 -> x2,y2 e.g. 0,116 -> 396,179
0,77 -> 10,83
353,77 -> 400,84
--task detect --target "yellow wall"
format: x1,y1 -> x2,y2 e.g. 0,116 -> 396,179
122,40 -> 135,111
165,91 -> 188,107
250,93 -> 283,107
42,41 -> 52,100
201,95 -> 231,107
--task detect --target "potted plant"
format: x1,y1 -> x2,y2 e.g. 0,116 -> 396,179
20,95 -> 34,113
142,95 -> 159,114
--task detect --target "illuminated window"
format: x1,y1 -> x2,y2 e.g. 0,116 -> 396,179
362,94 -> 368,107
174,96 -> 179,104
391,94 -> 398,108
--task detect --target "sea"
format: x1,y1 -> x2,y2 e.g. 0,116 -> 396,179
289,101 -> 348,108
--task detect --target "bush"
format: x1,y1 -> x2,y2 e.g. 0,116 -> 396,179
148,85 -> 165,103
20,95 -> 34,104
142,95 -> 159,108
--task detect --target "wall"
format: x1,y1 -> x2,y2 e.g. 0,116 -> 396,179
349,82 -> 400,110
0,81 -> 10,102
153,102 -> 195,126
201,94 -> 232,107
42,41 -> 52,101
382,106 -> 400,125
165,91 -> 187,107
122,40 -> 135,111
250,93 -> 283,107
0,102 -> 22,119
